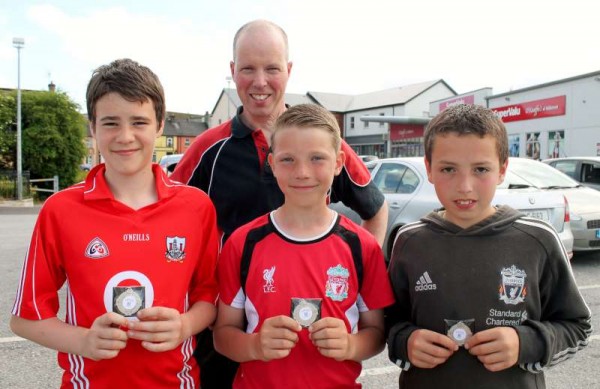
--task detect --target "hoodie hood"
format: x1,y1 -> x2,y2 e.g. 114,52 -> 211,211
421,205 -> 522,236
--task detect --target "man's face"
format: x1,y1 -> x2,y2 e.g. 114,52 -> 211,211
230,26 -> 292,127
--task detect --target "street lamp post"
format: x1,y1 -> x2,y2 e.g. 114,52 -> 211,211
13,37 -> 24,201
225,76 -> 232,119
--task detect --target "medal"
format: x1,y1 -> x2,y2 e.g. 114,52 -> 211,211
291,298 -> 322,327
113,286 -> 145,317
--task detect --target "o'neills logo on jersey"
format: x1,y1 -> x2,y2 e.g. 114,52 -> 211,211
165,236 -> 186,262
325,265 -> 349,301
123,233 -> 150,242
85,237 -> 109,259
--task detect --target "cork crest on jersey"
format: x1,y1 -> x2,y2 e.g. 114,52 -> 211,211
166,236 -> 186,262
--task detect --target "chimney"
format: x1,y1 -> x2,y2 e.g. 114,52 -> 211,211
48,81 -> 56,92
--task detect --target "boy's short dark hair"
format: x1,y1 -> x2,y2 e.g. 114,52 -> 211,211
272,104 -> 341,151
86,58 -> 165,124
424,104 -> 508,164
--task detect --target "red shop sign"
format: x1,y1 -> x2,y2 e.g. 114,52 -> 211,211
389,124 -> 425,141
492,96 -> 566,123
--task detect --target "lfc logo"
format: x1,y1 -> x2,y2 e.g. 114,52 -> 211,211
165,236 -> 186,262
499,265 -> 527,305
325,264 -> 349,302
263,266 -> 276,293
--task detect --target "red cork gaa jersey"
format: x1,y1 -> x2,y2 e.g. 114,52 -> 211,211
12,164 -> 219,388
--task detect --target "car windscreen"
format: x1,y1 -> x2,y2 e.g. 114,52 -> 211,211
508,159 -> 580,189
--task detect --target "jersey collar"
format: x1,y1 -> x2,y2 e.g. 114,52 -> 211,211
83,163 -> 177,202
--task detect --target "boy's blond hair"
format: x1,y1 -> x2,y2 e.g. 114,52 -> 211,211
272,104 -> 341,151
424,104 -> 508,164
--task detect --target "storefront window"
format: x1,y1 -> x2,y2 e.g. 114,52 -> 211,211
548,130 -> 565,159
525,132 -> 541,160
390,138 -> 424,158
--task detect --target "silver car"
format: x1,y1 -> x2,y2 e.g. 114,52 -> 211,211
331,157 -> 573,260
509,157 -> 600,251
543,156 -> 600,191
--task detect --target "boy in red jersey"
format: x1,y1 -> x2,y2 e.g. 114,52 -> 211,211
10,58 -> 219,388
213,104 -> 394,388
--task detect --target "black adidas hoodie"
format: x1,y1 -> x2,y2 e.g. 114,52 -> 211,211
386,205 -> 592,389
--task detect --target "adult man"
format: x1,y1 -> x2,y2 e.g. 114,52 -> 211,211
172,19 -> 388,388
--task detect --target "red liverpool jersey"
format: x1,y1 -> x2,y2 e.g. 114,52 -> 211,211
218,212 -> 394,389
12,164 -> 219,388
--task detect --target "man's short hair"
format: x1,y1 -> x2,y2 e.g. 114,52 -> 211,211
86,58 -> 165,124
232,20 -> 289,61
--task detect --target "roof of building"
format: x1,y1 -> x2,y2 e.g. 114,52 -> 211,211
163,114 -> 208,137
488,70 -> 600,99
309,80 -> 455,112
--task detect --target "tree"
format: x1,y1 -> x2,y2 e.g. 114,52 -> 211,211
0,90 -> 87,191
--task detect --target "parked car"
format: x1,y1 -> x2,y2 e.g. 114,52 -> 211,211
158,153 -> 183,176
79,163 -> 91,171
509,157 -> 600,251
543,156 -> 600,191
330,157 -> 574,261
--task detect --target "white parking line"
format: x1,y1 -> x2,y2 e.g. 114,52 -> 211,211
0,336 -> 25,344
360,365 -> 400,377
579,284 -> 600,290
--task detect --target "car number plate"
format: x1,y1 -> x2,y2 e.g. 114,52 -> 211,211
524,210 -> 550,222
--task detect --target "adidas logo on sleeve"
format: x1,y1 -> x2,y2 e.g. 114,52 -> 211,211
415,271 -> 437,291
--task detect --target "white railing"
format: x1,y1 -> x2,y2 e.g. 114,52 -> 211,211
30,176 -> 59,194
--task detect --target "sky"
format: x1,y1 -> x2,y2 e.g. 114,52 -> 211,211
0,0 -> 598,115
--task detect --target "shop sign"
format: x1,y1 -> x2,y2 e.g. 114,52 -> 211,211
492,96 -> 566,123
439,95 -> 475,111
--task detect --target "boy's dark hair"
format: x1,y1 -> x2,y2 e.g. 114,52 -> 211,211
424,104 -> 508,164
272,104 -> 341,151
86,58 -> 165,124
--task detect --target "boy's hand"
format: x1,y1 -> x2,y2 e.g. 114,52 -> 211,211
309,317 -> 352,361
465,327 -> 519,372
253,315 -> 301,361
407,329 -> 458,368
126,307 -> 186,352
82,312 -> 129,361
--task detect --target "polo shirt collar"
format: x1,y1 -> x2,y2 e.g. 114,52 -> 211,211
231,106 -> 254,138
83,163 -> 177,202
230,104 -> 292,139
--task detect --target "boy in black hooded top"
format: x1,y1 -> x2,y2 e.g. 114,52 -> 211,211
386,104 -> 592,389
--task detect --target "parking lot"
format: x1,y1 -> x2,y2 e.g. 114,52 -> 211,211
1,207 -> 598,388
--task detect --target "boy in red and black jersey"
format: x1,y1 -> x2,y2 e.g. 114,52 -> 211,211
214,104 -> 394,389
